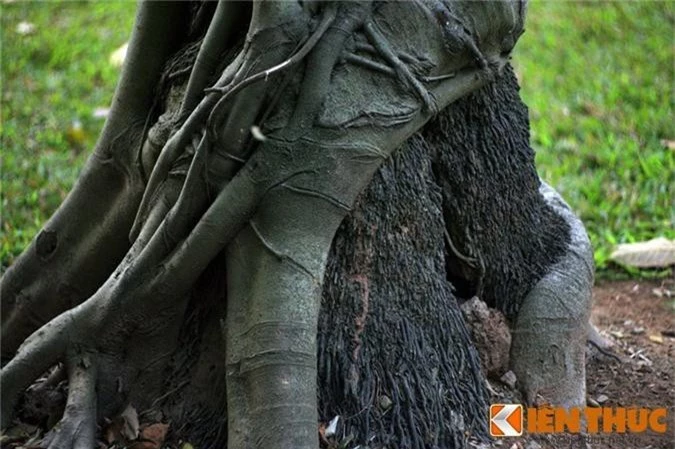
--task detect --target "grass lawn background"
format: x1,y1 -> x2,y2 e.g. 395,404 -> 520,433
2,1 -> 673,277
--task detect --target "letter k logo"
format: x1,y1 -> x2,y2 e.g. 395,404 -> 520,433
490,404 -> 523,437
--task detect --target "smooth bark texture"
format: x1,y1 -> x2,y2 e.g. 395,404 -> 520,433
1,2 -> 594,449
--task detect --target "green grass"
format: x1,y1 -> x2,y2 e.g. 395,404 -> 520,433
1,1 -> 134,267
1,1 -> 673,276
512,1 -> 674,274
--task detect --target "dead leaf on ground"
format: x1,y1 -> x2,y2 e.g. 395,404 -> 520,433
610,237 -> 675,268
649,334 -> 664,344
104,404 -> 139,444
660,139 -> 675,150
129,423 -> 170,449
16,21 -> 36,36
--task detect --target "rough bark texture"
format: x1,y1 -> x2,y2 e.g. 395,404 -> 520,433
140,67 -> 582,449
318,135 -> 488,448
427,67 -> 571,317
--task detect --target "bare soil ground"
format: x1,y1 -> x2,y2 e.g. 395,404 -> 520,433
584,278 -> 674,449
485,278 -> 674,449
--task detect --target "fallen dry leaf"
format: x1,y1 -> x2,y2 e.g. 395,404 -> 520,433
649,334 -> 664,344
129,423 -> 170,449
103,405 -> 139,444
120,405 -> 140,441
610,237 -> 675,268
660,139 -> 675,150
16,21 -> 36,35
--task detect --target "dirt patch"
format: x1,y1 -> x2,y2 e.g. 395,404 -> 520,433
583,278 -> 674,448
483,278 -> 674,449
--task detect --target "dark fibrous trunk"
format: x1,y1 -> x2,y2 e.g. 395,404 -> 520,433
319,136 -> 488,448
428,66 -> 570,318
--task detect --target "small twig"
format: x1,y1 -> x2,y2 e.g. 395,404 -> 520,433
206,5 -> 338,139
363,21 -> 437,113
629,348 -> 644,359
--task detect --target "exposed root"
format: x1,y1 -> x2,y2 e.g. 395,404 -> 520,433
130,90 -> 223,241
131,2 -> 325,242
130,45 -> 250,241
205,4 -> 337,139
1,311 -> 74,429
179,1 -> 250,117
587,338 -> 623,364
0,2 -> 195,362
43,355 -> 97,449
510,182 -> 593,407
363,21 -> 438,113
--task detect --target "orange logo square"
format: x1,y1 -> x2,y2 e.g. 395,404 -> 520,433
490,404 -> 523,437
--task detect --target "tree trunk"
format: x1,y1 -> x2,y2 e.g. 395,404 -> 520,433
1,2 -> 593,449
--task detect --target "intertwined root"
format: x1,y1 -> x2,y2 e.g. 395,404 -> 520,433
1,1 -> 526,448
0,1 -> 192,361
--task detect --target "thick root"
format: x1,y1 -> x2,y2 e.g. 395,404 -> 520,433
1,311 -> 75,429
510,182 -> 594,407
43,355 -> 97,449
0,1 -> 192,360
225,187 -> 346,449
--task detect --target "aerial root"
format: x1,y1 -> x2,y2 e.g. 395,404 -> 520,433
132,5 -> 336,244
363,21 -> 438,113
179,1 -> 247,117
131,4 -> 340,263
134,176 -> 183,249
249,220 -> 315,278
205,4 -> 337,138
1,312 -> 73,429
130,67 -> 239,242
44,355 -> 97,449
